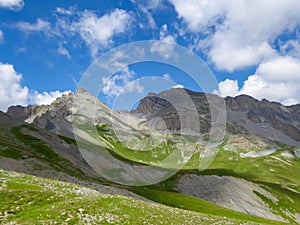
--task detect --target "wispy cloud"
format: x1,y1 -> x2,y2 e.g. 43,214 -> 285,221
163,73 -> 171,79
14,8 -> 133,58
71,9 -> 133,57
55,6 -> 76,16
57,44 -> 71,59
102,67 -> 143,100
159,24 -> 176,44
131,0 -> 165,29
16,18 -> 51,33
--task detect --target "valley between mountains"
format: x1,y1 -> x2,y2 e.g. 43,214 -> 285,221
1,88 -> 300,224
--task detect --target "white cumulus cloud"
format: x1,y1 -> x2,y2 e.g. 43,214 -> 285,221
172,84 -> 184,89
29,90 -> 72,106
0,61 -> 72,111
214,56 -> 300,105
213,79 -> 239,98
0,0 -> 24,10
171,0 -> 300,104
169,0 -> 225,32
0,62 -> 28,111
170,0 -> 300,72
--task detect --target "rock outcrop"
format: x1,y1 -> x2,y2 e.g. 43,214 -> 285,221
136,88 -> 300,145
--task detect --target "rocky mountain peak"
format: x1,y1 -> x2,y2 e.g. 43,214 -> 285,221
136,88 -> 210,115
76,87 -> 89,94
136,88 -> 300,146
7,91 -> 74,123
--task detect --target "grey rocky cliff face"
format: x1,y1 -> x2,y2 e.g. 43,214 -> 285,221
135,89 -> 214,133
136,88 -> 300,145
226,96 -> 300,142
7,105 -> 40,121
7,92 -> 74,138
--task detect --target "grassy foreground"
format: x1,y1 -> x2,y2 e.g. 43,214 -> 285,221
0,169 -> 273,225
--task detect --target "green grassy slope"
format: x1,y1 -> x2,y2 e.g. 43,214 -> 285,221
87,125 -> 300,223
204,146 -> 300,191
91,124 -> 300,191
0,169 -> 266,225
1,122 -> 299,224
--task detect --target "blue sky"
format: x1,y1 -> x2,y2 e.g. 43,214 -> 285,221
0,0 -> 300,111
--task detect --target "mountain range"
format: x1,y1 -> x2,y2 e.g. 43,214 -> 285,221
1,88 -> 300,224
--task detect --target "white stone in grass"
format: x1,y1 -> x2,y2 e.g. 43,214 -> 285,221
281,151 -> 295,160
